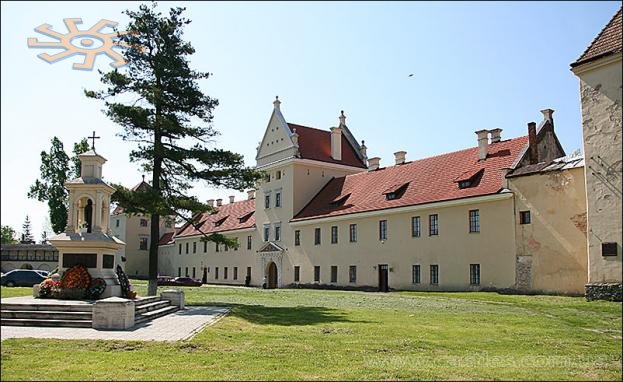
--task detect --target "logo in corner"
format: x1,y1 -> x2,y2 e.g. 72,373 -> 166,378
27,18 -> 136,71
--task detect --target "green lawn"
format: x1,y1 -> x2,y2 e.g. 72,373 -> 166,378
1,282 -> 621,380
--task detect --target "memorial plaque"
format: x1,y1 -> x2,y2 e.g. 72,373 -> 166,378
103,254 -> 115,269
63,253 -> 97,268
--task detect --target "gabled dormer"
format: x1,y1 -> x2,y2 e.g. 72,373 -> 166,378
256,96 -> 299,168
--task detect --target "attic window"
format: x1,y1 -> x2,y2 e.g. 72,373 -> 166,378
238,211 -> 253,223
455,169 -> 484,189
382,182 -> 409,201
330,193 -> 351,207
214,216 -> 228,227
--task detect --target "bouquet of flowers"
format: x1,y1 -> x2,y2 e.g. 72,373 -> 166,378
38,279 -> 61,299
60,264 -> 91,290
86,278 -> 107,300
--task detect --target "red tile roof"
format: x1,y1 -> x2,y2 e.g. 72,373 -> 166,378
293,136 -> 529,221
158,231 -> 175,245
288,123 -> 367,168
175,198 -> 256,237
571,7 -> 622,67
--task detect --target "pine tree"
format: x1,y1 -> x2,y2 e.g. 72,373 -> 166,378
28,137 -> 90,233
86,3 -> 261,295
1,225 -> 16,244
22,216 -> 34,243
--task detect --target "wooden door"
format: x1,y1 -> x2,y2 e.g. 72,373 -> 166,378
267,262 -> 278,289
378,264 -> 389,292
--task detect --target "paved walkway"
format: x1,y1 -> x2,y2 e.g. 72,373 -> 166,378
1,306 -> 230,341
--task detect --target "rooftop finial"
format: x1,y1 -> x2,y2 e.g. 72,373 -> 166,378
339,110 -> 346,126
273,95 -> 281,110
142,174 -> 145,182
88,130 -> 101,150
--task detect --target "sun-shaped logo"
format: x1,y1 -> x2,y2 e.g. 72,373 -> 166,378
27,18 -> 136,71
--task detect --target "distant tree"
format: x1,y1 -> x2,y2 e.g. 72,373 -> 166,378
28,137 -> 90,234
41,230 -> 48,244
86,3 -> 262,295
20,263 -> 33,270
22,215 -> 34,243
1,225 -> 16,244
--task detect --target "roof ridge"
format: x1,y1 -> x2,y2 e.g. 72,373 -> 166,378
572,7 -> 622,66
287,122 -> 330,134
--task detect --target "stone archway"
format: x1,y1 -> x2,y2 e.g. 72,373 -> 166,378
266,261 -> 278,289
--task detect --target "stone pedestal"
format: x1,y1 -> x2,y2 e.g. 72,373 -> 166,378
161,290 -> 185,309
32,284 -> 41,298
92,297 -> 135,330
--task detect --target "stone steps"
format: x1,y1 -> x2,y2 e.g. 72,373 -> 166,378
135,300 -> 170,315
1,310 -> 92,320
0,303 -> 93,312
134,296 -> 162,307
135,305 -> 178,325
1,318 -> 92,328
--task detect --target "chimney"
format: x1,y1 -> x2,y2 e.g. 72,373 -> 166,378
247,189 -> 256,200
394,151 -> 407,165
528,122 -> 538,164
273,95 -> 281,110
368,157 -> 381,171
489,128 -> 502,143
360,140 -> 367,160
207,199 -> 215,208
229,195 -> 235,204
540,108 -> 554,125
475,129 -> 489,160
330,126 -> 343,161
216,198 -> 223,207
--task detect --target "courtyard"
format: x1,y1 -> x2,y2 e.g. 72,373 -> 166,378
1,282 -> 621,380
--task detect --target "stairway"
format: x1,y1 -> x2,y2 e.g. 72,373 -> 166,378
1,302 -> 93,328
134,296 -> 179,325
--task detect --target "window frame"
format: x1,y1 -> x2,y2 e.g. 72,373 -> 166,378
330,266 -> 338,283
264,194 -> 271,209
470,264 -> 481,285
314,228 -> 321,245
275,224 -> 281,241
349,224 -> 357,243
294,230 -> 301,246
520,210 -> 531,225
275,191 -> 281,208
412,264 -> 421,284
430,264 -> 439,285
294,266 -> 300,282
263,224 -> 270,242
379,220 -> 388,241
247,235 -> 252,250
331,226 -> 338,244
411,216 -> 421,237
429,214 -> 439,236
469,209 -> 480,233
140,218 -> 148,227
139,237 -> 148,251
349,265 -> 357,283
314,266 -> 320,282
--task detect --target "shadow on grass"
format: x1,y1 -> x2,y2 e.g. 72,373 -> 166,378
185,303 -> 367,326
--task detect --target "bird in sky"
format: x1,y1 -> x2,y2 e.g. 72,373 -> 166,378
408,73 -> 414,77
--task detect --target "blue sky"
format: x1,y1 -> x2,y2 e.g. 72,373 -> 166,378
1,1 -> 620,240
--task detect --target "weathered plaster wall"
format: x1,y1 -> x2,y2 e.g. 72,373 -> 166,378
576,57 -> 622,286
509,167 -> 588,294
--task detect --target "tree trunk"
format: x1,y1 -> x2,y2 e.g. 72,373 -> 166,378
147,120 -> 163,296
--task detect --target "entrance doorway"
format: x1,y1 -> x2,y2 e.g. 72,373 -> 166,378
267,262 -> 278,289
378,264 -> 389,292
202,267 -> 207,284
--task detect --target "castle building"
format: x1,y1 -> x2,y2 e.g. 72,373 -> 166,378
157,98 -> 589,295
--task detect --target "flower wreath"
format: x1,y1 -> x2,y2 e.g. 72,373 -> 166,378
116,265 -> 132,298
60,264 -> 91,290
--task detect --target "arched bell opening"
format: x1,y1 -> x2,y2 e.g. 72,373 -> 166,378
77,197 -> 94,233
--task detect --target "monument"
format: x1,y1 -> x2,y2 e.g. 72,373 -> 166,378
48,132 -> 125,298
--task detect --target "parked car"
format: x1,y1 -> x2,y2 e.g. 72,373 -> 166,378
0,269 -> 46,287
157,276 -> 176,286
172,277 -> 202,287
35,270 -> 49,277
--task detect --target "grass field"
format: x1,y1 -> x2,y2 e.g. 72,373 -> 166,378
1,282 -> 621,380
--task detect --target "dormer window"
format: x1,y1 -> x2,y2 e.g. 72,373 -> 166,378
238,211 -> 253,224
382,182 -> 409,201
455,169 -> 484,189
214,216 -> 228,227
330,193 -> 351,207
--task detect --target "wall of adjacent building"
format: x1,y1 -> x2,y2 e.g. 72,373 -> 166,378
575,56 -> 622,285
509,167 -> 588,294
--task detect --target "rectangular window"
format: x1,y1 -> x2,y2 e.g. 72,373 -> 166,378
216,243 -> 220,252
331,266 -> 338,283
412,265 -> 421,284
247,235 -> 252,250
520,210 -> 531,225
193,241 -> 197,253
411,216 -> 421,237
215,267 -> 219,279
379,220 -> 388,241
276,170 -> 281,180
349,265 -> 357,283
224,267 -> 228,279
203,241 -> 207,252
470,264 -> 480,285
178,267 -> 181,277
349,224 -> 357,243
179,243 -> 182,255
275,225 -> 281,241
185,242 -> 189,254
116,219 -> 120,228
224,244 -> 229,252
294,230 -> 300,246
275,192 -> 281,207
265,194 -> 270,209
139,237 -> 148,250
314,266 -> 320,282
234,267 -> 238,280
140,218 -> 148,227
314,228 -> 321,245
185,267 -> 189,277
429,214 -> 438,236
294,266 -> 300,282
192,267 -> 196,279
247,267 -> 251,279
469,209 -> 480,233
331,226 -> 338,244
430,265 -> 439,285
264,224 -> 270,242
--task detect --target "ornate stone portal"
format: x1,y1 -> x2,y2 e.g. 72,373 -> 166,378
48,148 -> 125,298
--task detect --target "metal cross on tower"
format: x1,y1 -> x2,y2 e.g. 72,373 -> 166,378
88,131 -> 100,150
